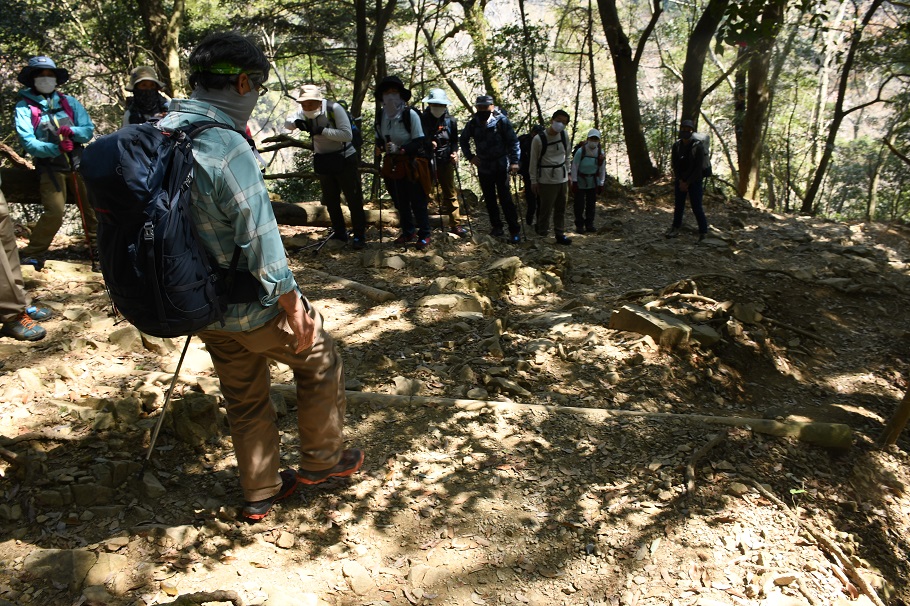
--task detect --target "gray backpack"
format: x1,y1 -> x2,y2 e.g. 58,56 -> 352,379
691,132 -> 712,177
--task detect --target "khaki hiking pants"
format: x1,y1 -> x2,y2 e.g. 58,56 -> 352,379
197,299 -> 346,502
535,182 -> 568,237
434,162 -> 461,225
0,188 -> 28,323
20,171 -> 97,258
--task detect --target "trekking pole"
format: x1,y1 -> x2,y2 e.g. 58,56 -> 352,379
137,335 -> 191,480
51,113 -> 96,270
511,173 -> 525,242
453,161 -> 473,236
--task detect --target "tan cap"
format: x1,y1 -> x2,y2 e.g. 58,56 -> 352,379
126,66 -> 165,91
296,84 -> 325,103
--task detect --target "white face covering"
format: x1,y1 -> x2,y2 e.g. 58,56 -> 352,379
429,105 -> 446,118
33,76 -> 57,95
383,92 -> 405,120
586,141 -> 599,152
551,121 -> 566,133
302,109 -> 322,119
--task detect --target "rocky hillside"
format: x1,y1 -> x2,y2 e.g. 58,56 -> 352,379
0,182 -> 908,606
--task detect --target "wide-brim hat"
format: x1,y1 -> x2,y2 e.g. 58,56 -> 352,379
17,55 -> 69,86
125,65 -> 165,91
296,84 -> 325,103
422,88 -> 453,105
375,76 -> 411,102
587,128 -> 601,140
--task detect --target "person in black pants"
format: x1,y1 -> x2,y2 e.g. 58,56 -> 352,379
459,95 -> 521,243
666,119 -> 709,241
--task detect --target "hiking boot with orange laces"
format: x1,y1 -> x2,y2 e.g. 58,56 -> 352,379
1,312 -> 46,341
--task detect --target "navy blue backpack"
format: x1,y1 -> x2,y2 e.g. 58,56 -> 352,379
80,122 -> 261,338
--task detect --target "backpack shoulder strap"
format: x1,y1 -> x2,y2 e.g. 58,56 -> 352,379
58,95 -> 75,123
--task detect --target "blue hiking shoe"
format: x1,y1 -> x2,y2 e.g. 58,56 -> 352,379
26,306 -> 53,321
1,312 -> 47,341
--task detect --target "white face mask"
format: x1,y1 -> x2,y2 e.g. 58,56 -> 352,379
551,121 -> 566,133
33,76 -> 57,94
429,105 -> 446,118
302,109 -> 321,119
586,141 -> 599,152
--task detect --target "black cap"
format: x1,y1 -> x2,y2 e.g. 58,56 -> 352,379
375,76 -> 411,102
680,119 -> 696,129
474,94 -> 494,106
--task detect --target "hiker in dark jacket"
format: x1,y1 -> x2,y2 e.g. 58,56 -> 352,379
459,95 -> 521,243
13,56 -> 97,264
420,88 -> 467,237
666,119 -> 708,241
122,66 -> 170,127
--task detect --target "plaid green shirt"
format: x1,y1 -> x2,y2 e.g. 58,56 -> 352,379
158,99 -> 298,332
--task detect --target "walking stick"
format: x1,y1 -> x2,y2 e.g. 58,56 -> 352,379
453,161 -> 473,236
50,111 -> 96,269
511,173 -> 525,243
137,335 -> 191,480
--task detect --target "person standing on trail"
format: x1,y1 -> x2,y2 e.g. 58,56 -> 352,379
458,95 -> 522,243
420,88 -> 468,238
156,32 -> 363,523
666,119 -> 709,241
570,128 -> 606,233
284,83 -> 368,250
13,55 -> 97,266
529,109 -> 572,245
0,175 -> 53,341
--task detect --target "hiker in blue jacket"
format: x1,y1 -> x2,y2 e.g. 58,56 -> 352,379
13,56 -> 97,263
459,95 -> 521,242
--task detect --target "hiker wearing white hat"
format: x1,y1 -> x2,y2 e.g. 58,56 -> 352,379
570,128 -> 606,233
122,66 -> 170,127
420,88 -> 468,237
13,55 -> 97,264
285,83 -> 367,249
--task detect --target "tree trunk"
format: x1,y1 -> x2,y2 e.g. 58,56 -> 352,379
587,0 -> 600,129
135,0 -> 185,95
597,0 -> 661,185
460,0 -> 503,104
519,0 -> 544,124
680,0 -> 730,124
737,0 -> 786,202
810,0 -> 850,170
408,0 -> 472,110
351,0 -> 398,117
801,0 -> 884,214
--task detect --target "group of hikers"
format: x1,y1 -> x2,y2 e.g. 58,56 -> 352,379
2,33 -> 710,524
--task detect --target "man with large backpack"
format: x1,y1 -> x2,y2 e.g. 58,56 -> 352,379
420,88 -> 468,237
666,119 -> 709,241
459,95 -> 521,243
529,109 -> 572,245
13,56 -> 97,265
154,32 -> 363,522
570,128 -> 606,233
285,84 -> 367,249
375,75 -> 432,249
518,124 -> 544,226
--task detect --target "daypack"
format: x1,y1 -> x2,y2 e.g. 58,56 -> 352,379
691,131 -> 712,177
572,141 -> 605,172
26,95 -> 75,129
518,125 -> 545,174
304,101 -> 363,152
80,121 -> 261,338
534,129 -> 569,177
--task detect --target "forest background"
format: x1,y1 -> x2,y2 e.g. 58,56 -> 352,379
0,0 -> 908,222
